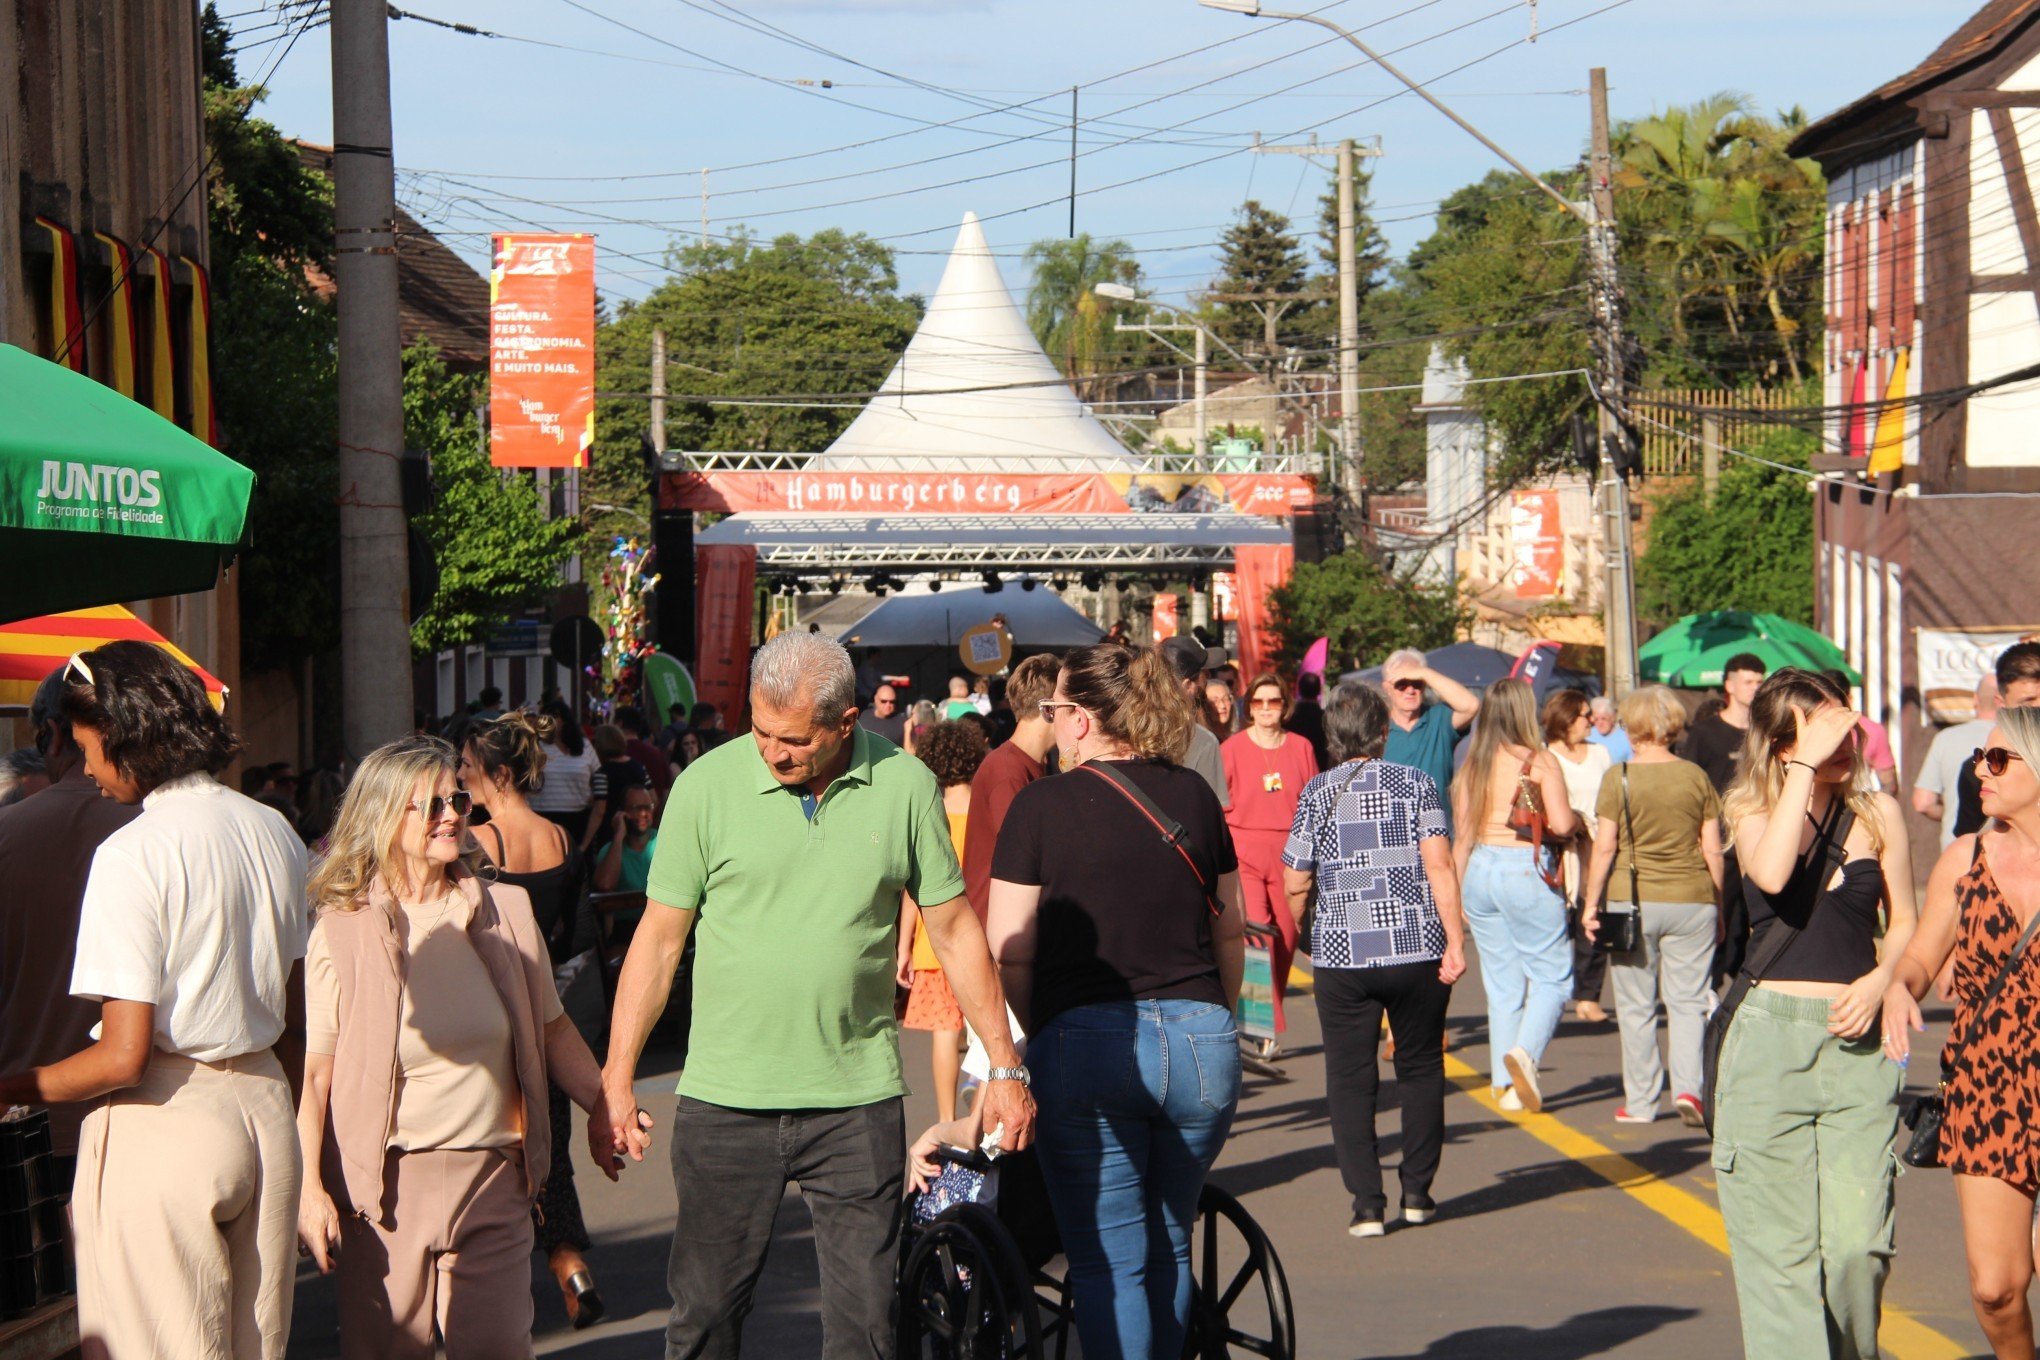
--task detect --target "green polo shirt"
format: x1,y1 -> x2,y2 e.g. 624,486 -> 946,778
645,725 -> 966,1109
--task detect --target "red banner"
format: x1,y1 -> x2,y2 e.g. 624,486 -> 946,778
695,545 -> 755,727
661,470 -> 1315,517
34,217 -> 84,373
1233,544 -> 1293,686
90,233 -> 138,399
1152,593 -> 1179,642
490,233 -> 595,468
1509,490 -> 1564,599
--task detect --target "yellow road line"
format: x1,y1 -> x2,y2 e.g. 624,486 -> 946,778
1442,1052 -> 1968,1360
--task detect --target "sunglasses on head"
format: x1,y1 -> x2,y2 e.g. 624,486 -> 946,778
64,652 -> 94,685
1973,747 -> 2026,778
407,789 -> 473,821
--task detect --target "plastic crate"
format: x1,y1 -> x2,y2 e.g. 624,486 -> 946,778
0,1111 -> 70,1321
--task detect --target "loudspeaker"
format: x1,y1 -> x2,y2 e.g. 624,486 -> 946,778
1292,495 -> 1341,564
652,509 -> 696,664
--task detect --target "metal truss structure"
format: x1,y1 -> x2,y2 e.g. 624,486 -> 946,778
661,449 -> 1319,476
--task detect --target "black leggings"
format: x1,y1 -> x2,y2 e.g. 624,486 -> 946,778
1316,962 -> 1452,1217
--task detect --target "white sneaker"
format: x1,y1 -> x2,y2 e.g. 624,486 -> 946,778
1504,1047 -> 1544,1112
1497,1087 -> 1524,1112
1348,1215 -> 1385,1238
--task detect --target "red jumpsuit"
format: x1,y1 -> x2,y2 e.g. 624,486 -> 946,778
1220,729 -> 1320,1033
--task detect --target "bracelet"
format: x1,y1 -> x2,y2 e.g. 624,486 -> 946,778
1786,760 -> 1820,774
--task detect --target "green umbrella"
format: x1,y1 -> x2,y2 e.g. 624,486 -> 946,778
0,344 -> 253,623
1638,610 -> 1861,689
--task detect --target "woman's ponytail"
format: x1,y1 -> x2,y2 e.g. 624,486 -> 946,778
1059,644 -> 1192,763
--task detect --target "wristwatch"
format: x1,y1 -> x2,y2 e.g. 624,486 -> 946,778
985,1065 -> 1031,1087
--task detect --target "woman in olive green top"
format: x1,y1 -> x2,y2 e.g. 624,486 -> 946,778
1582,685 -> 1726,1126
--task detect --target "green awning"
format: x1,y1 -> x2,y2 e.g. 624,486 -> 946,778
0,344 -> 254,622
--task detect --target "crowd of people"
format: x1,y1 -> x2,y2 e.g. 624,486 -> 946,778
3,628 -> 2039,1359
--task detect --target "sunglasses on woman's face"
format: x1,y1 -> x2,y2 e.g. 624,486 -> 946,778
407,790 -> 473,821
1973,747 -> 2027,778
1249,698 -> 1283,710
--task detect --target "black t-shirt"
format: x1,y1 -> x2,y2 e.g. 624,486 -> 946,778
1679,713 -> 1748,794
992,758 -> 1238,1029
1287,701 -> 1329,771
591,757 -> 650,802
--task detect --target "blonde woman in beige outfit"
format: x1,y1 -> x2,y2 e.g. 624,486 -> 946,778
295,737 -> 631,1360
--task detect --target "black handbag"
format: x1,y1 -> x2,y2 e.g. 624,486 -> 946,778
1901,878 -> 2040,1169
1594,764 -> 1645,955
1700,798 -> 1855,1135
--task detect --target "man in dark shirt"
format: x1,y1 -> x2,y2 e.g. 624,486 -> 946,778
616,706 -> 675,796
1680,652 -> 1765,794
1287,672 -> 1329,770
857,683 -> 908,745
0,670 -> 139,1187
962,655 -> 1060,919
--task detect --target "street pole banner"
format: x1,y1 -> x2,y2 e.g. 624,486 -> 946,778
662,470 -> 1316,516
694,546 -> 755,727
1510,490 -> 1564,598
490,233 -> 595,469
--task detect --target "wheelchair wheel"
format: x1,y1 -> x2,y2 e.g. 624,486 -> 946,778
898,1203 -> 1047,1359
1184,1184 -> 1295,1360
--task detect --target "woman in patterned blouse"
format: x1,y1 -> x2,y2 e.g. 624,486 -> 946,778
1283,681 -> 1467,1239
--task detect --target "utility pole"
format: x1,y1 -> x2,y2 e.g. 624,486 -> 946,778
1068,88 -> 1079,239
1192,325 -> 1208,460
1251,136 -> 1380,489
1588,66 -> 1639,700
650,327 -> 668,456
700,169 -> 709,248
331,0 -> 413,756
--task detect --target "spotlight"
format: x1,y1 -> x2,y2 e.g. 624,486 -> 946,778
1020,577 -> 1037,592
795,580 -> 810,595
982,570 -> 1004,593
1051,576 -> 1069,592
827,578 -> 842,597
1081,571 -> 1104,592
928,578 -> 942,593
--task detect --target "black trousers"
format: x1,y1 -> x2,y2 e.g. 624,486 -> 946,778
1316,962 -> 1452,1217
665,1095 -> 904,1360
1571,925 -> 1609,1003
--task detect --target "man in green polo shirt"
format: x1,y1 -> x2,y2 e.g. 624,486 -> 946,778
596,630 -> 1034,1360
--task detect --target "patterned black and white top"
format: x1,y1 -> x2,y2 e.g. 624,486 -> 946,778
1282,759 -> 1449,970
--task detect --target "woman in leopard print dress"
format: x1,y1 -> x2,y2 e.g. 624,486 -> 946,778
1885,705 -> 2040,1360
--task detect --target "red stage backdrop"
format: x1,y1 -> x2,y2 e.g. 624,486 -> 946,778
1233,544 -> 1294,687
663,470 -> 1315,517
695,545 -> 756,726
490,233 -> 596,468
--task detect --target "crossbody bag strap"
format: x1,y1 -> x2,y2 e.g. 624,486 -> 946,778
1940,852 -> 2040,1084
1620,763 -> 1640,908
1079,762 -> 1221,915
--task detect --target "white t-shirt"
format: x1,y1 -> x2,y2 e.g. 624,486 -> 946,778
1916,718 -> 1993,847
70,773 -> 310,1062
529,742 -> 596,813
1552,742 -> 1614,823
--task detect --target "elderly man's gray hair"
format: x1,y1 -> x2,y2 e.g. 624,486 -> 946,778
1588,695 -> 1616,717
1383,647 -> 1427,674
750,630 -> 858,723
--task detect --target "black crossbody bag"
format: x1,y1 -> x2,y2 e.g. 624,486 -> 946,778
1594,764 -> 1645,955
1701,798 -> 1855,1135
1901,848 -> 2040,1169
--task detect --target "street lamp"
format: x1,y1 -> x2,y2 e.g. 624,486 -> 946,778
1193,0 -> 1587,225
1091,285 -> 1252,460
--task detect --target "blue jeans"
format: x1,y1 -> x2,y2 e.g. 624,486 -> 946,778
1462,844 -> 1573,1090
1031,999 -> 1241,1360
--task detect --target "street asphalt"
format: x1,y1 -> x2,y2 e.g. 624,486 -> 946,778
288,957 -> 1992,1359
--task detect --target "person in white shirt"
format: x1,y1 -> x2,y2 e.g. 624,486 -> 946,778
0,641 -> 309,1360
1914,677 -> 1998,848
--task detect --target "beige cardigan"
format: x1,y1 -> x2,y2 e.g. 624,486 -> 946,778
312,868 -> 558,1221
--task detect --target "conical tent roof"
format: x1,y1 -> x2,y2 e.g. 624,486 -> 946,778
812,213 -> 1139,472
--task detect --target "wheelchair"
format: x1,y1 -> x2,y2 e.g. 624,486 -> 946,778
895,1148 -> 1294,1360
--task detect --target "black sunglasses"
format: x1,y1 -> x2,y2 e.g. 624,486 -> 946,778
1973,747 -> 2027,778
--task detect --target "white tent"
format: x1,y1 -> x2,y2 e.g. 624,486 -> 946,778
811,212 -> 1140,473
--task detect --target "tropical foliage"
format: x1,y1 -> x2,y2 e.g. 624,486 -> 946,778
1636,423 -> 1817,625
1022,234 -> 1143,402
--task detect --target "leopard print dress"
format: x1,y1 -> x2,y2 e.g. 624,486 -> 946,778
1941,841 -> 2040,1192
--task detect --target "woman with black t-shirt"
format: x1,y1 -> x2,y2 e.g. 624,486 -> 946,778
988,643 -> 1248,1360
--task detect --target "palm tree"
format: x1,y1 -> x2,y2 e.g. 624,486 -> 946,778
1023,234 -> 1140,400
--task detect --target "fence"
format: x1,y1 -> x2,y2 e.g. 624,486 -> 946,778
1633,388 -> 1796,477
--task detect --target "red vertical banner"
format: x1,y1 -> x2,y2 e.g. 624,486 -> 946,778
1233,545 -> 1293,687
490,233 -> 596,468
1151,592 -> 1179,642
145,247 -> 176,419
91,232 -> 138,398
695,545 -> 756,727
1510,490 -> 1564,598
33,217 -> 85,372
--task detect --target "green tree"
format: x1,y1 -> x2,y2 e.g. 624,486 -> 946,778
403,338 -> 583,653
1635,425 -> 1815,624
1210,201 -> 1316,357
1266,551 -> 1468,671
1022,234 -> 1141,400
1314,169 -> 1391,308
587,229 -> 923,540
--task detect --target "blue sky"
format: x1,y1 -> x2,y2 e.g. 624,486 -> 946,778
232,0 -> 1956,308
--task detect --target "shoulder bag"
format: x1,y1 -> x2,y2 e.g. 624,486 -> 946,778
1079,761 -> 1222,917
1506,754 -> 1568,895
1594,764 -> 1645,955
1700,797 -> 1855,1134
1900,842 -> 2040,1168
